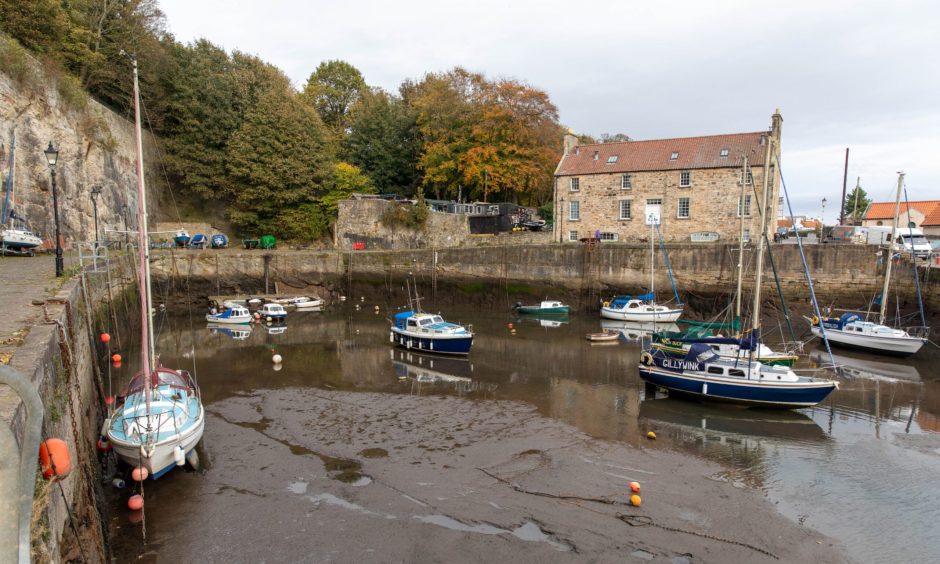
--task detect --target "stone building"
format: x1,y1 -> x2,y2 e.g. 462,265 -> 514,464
553,111 -> 782,243
862,200 -> 940,236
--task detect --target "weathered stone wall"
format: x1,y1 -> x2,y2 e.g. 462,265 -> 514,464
0,49 -> 161,248
554,166 -> 775,244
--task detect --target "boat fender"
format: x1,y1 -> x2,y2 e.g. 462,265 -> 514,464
603,301 -> 610,308
174,446 -> 185,467
640,352 -> 654,366
811,316 -> 819,326
389,332 -> 394,343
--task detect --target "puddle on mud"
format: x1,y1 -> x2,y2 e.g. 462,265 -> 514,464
413,515 -> 572,552
359,447 -> 389,458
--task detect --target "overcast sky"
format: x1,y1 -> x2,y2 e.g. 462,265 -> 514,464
159,0 -> 939,219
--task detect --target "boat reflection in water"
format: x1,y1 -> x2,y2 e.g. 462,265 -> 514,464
390,349 -> 496,396
514,313 -> 570,328
810,349 -> 921,382
639,394 -> 828,487
264,324 -> 288,335
600,319 -> 679,341
206,322 -> 252,340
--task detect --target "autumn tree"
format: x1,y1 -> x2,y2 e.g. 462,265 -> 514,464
343,88 -> 420,194
302,60 -> 367,136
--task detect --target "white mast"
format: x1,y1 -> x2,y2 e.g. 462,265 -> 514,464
650,221 -> 655,299
750,134 -> 775,335
132,57 -> 156,411
879,172 -> 904,324
735,156 -> 748,323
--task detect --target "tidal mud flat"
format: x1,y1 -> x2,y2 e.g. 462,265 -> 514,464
112,388 -> 849,563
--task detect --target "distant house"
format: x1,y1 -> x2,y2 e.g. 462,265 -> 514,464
862,200 -> 940,236
425,200 -> 531,234
552,111 -> 783,243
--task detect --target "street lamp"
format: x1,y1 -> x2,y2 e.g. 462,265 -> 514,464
821,197 -> 827,226
90,185 -> 101,249
44,142 -> 63,277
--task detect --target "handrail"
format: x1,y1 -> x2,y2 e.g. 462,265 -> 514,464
0,364 -> 44,564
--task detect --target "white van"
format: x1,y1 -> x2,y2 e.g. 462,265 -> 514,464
866,226 -> 931,257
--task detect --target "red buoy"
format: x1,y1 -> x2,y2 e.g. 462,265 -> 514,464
39,438 -> 72,479
131,466 -> 149,481
96,437 -> 112,452
127,494 -> 144,511
105,395 -> 114,406
112,353 -> 122,363
113,361 -> 122,369
100,333 -> 111,343
630,481 -> 641,493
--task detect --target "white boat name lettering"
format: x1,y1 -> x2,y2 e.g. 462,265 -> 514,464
662,359 -> 700,370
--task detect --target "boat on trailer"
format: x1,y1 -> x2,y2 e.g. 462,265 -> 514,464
1,131 -> 43,255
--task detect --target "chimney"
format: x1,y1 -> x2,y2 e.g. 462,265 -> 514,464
593,150 -> 599,161
563,129 -> 579,156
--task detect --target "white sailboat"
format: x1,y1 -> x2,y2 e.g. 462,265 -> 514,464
810,172 -> 927,357
105,58 -> 205,479
601,211 -> 683,322
1,131 -> 43,254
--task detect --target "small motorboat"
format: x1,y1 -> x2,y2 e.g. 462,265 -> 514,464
601,293 -> 683,322
189,233 -> 208,249
210,233 -> 229,249
258,303 -> 288,321
586,329 -> 620,342
206,306 -> 252,324
512,300 -> 570,315
391,311 -> 473,355
274,296 -> 324,309
174,228 -> 191,247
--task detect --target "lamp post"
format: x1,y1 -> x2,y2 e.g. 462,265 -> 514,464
821,197 -> 827,226
44,142 -> 63,277
90,185 -> 101,249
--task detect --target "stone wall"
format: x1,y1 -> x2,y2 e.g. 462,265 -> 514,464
0,48 -> 161,249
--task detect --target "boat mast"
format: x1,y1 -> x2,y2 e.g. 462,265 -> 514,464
132,57 -> 156,405
735,156 -> 748,324
879,172 -> 904,325
750,133 -> 775,336
650,219 -> 655,300
1,131 -> 13,226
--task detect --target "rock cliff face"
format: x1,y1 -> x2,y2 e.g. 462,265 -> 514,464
0,56 -> 160,249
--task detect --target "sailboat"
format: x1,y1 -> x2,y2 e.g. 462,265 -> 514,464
601,213 -> 683,322
1,132 -> 43,254
650,156 -> 799,367
638,123 -> 837,408
810,173 -> 927,356
105,58 -> 205,479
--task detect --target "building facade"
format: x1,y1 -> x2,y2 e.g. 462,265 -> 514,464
862,200 -> 940,237
553,111 -> 782,243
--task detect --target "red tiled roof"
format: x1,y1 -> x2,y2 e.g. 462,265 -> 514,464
556,131 -> 768,176
864,200 -> 940,225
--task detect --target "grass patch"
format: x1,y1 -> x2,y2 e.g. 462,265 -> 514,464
506,282 -> 536,295
455,281 -> 485,294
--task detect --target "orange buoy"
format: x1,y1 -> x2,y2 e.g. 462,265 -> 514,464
630,481 -> 641,493
100,333 -> 111,343
127,494 -> 144,511
105,395 -> 114,406
630,494 -> 642,507
646,431 -> 657,440
39,438 -> 72,479
507,323 -> 514,329
113,361 -> 122,369
112,353 -> 122,363
131,466 -> 149,481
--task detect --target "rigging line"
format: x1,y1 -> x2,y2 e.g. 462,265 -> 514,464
902,186 -> 928,328
775,153 -> 836,369
138,95 -> 185,230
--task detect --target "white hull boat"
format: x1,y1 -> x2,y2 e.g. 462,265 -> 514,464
207,306 -> 252,324
810,318 -> 925,357
601,297 -> 683,322
1,228 -> 42,250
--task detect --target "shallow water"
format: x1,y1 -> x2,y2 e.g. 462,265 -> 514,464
109,303 -> 940,563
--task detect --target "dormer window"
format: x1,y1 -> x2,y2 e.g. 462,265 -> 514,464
593,150 -> 599,161
607,155 -> 619,163
720,148 -> 730,157
670,151 -> 679,160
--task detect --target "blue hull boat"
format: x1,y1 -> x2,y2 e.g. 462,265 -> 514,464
210,233 -> 229,249
638,345 -> 837,409
391,311 -> 473,355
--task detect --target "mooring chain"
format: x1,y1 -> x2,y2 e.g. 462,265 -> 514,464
616,514 -> 779,560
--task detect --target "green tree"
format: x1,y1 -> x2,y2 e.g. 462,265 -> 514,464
343,88 -> 420,194
0,0 -> 71,57
843,185 -> 871,223
226,87 -> 331,238
302,60 -> 367,135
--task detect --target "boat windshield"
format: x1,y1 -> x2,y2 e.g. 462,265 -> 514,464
121,368 -> 191,395
432,316 -> 444,324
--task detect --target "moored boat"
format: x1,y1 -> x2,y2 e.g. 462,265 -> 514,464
258,303 -> 288,321
206,305 -> 252,324
601,293 -> 683,322
390,311 -> 473,355
810,313 -> 925,357
585,329 -> 620,342
513,300 -> 570,315
652,330 -> 798,366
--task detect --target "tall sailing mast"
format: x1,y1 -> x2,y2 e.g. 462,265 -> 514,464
878,172 -> 904,325
750,130 -> 776,341
735,155 -> 748,326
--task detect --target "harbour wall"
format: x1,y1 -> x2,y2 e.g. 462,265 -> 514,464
149,243 -> 937,318
1,256 -> 137,562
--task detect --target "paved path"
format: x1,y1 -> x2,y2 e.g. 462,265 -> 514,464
0,254 -> 78,364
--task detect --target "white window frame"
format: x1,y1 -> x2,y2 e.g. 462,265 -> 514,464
570,177 -> 580,192
569,200 -> 580,221
646,198 -> 663,206
679,171 -> 691,187
568,230 -> 578,241
720,148 -> 730,157
619,199 -> 632,220
737,195 -> 752,217
599,232 -> 619,241
677,197 -> 690,219
621,174 -> 632,190
607,155 -> 619,163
